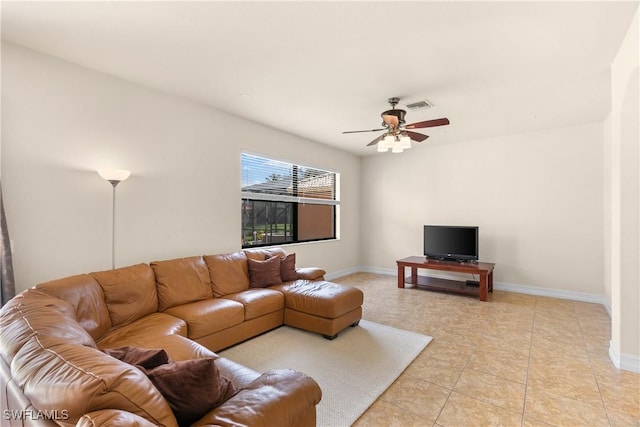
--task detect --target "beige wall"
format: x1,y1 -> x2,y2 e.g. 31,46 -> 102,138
608,8 -> 639,370
603,114 -> 612,308
1,43 -> 361,292
360,123 -> 605,296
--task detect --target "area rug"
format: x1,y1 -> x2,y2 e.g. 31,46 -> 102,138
219,319 -> 432,427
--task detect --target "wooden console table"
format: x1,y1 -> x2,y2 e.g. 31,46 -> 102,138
396,256 -> 495,301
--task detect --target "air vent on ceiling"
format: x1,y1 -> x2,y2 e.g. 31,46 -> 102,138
405,100 -> 433,110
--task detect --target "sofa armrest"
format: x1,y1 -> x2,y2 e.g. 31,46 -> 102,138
193,369 -> 322,427
296,267 -> 326,281
76,409 -> 165,427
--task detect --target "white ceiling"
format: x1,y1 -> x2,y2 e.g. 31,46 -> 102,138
1,1 -> 637,156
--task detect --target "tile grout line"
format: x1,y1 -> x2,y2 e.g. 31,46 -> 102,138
520,296 -> 538,427
431,349 -> 474,427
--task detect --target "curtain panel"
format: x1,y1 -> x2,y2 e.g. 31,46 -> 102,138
0,182 -> 16,306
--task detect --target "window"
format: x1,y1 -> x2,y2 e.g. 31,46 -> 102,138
241,153 -> 339,248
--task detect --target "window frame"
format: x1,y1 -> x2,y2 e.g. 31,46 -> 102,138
241,152 -> 339,248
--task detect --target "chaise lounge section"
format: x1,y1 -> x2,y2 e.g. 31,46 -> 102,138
0,247 -> 364,427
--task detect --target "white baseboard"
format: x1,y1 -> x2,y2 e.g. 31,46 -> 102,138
325,266 -> 361,281
493,281 -> 609,307
358,266 -> 396,276
609,341 -> 640,373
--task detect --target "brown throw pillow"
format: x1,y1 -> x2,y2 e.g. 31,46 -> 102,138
280,253 -> 298,282
247,256 -> 282,288
146,358 -> 236,427
103,346 -> 171,370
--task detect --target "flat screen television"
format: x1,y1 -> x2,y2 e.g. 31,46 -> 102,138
423,225 -> 479,262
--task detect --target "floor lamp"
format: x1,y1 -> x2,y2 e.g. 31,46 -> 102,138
97,169 -> 131,269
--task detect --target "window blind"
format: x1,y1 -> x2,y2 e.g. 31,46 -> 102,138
241,153 -> 339,206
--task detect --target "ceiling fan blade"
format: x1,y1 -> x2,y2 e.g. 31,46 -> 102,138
405,118 -> 450,129
406,131 -> 429,142
366,134 -> 386,147
342,128 -> 385,134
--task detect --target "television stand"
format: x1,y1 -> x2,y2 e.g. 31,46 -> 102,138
396,256 -> 495,301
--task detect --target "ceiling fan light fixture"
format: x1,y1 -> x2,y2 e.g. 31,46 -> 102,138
376,133 -> 409,154
400,135 -> 412,149
376,134 -> 393,150
391,143 -> 404,154
390,135 -> 403,153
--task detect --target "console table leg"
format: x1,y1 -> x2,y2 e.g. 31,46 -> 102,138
397,264 -> 405,288
480,273 -> 488,301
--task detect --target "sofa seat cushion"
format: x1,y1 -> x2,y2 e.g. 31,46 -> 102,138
223,289 -> 284,321
104,346 -> 171,370
272,280 -> 364,319
97,313 -> 187,349
164,299 -> 245,340
102,334 -> 218,363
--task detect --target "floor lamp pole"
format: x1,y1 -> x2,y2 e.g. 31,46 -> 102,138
97,169 -> 131,270
109,181 -> 119,270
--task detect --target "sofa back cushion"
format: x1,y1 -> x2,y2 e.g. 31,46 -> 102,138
204,251 -> 250,297
0,290 -> 97,363
0,289 -> 177,426
244,247 -> 287,261
36,274 -> 112,340
151,256 -> 213,311
92,264 -> 159,328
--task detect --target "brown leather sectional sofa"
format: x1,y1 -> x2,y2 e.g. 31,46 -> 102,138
0,247 -> 364,427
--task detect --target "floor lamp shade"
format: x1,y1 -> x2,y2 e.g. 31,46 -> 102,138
98,169 -> 131,269
98,169 -> 131,185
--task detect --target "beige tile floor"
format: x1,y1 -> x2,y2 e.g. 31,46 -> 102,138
332,273 -> 640,427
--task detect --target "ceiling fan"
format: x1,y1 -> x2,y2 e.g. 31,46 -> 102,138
343,97 -> 450,152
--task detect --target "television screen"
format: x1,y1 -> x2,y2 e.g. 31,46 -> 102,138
424,225 -> 479,262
